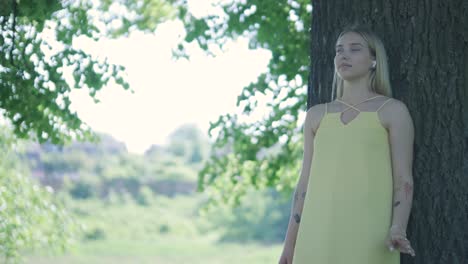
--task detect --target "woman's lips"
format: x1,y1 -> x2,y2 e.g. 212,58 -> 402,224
338,64 -> 352,70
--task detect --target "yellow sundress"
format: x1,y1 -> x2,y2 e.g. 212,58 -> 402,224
293,95 -> 400,264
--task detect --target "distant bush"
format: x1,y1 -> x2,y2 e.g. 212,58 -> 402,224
84,228 -> 106,241
104,189 -> 120,205
101,177 -> 141,199
69,181 -> 95,199
119,190 -> 134,205
159,224 -> 170,234
135,186 -> 154,206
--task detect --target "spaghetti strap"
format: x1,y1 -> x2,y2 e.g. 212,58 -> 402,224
376,98 -> 393,112
336,100 -> 361,113
336,95 -> 384,113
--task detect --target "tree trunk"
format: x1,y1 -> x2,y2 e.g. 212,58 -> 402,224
308,0 -> 467,263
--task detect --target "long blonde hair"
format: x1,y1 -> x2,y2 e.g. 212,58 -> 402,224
332,25 -> 392,100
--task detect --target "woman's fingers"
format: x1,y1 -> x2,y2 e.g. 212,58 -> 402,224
385,232 -> 416,257
392,237 -> 416,257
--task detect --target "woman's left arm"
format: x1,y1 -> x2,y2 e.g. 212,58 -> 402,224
387,100 -> 415,233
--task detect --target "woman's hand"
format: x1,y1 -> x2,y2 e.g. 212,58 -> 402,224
384,225 -> 416,257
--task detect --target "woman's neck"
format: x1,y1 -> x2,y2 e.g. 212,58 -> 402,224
340,78 -> 378,104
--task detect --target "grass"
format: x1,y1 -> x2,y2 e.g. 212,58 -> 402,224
26,237 -> 282,264
23,193 -> 284,263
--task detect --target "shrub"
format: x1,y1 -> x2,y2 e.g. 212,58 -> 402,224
0,127 -> 81,263
84,228 -> 106,241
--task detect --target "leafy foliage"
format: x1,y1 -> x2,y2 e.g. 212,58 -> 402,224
174,0 -> 312,206
98,0 -> 178,37
0,0 -> 176,144
2,0 -> 310,212
0,127 -> 80,263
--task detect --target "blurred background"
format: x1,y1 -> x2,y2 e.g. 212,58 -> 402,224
0,0 -> 311,263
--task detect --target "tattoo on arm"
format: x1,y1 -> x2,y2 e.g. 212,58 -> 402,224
394,179 -> 414,199
292,191 -> 306,223
393,201 -> 401,207
404,182 -> 413,199
294,213 -> 301,223
295,190 -> 306,202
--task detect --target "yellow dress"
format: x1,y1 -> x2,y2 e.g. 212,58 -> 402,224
293,96 -> 400,264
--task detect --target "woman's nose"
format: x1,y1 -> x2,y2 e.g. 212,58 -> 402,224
336,53 -> 349,61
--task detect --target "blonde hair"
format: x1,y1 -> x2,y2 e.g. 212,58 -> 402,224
332,25 -> 392,100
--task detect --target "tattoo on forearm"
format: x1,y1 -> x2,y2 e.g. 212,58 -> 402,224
295,191 -> 306,203
393,201 -> 401,207
294,213 -> 301,223
404,182 -> 413,199
394,180 -> 414,199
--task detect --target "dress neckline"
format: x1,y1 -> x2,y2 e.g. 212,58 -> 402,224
325,111 -> 379,127
333,95 -> 385,114
324,95 -> 392,126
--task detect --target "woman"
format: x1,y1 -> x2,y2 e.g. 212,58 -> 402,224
279,25 -> 416,264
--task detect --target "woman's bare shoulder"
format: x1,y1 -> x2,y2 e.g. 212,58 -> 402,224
305,103 -> 327,134
381,97 -> 410,115
379,98 -> 413,129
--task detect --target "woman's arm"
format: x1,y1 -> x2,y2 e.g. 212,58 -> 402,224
386,100 -> 415,232
282,104 -> 320,250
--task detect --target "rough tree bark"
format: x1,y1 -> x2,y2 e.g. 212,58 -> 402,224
307,0 -> 467,263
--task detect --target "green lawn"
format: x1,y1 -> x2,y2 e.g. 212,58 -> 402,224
24,194 -> 284,263
26,237 -> 282,264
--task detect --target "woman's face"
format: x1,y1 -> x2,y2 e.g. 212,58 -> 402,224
334,32 -> 374,81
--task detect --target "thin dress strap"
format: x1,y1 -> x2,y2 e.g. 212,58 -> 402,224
336,95 -> 384,113
376,98 -> 393,112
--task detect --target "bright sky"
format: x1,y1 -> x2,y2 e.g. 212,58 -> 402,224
69,17 -> 272,154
